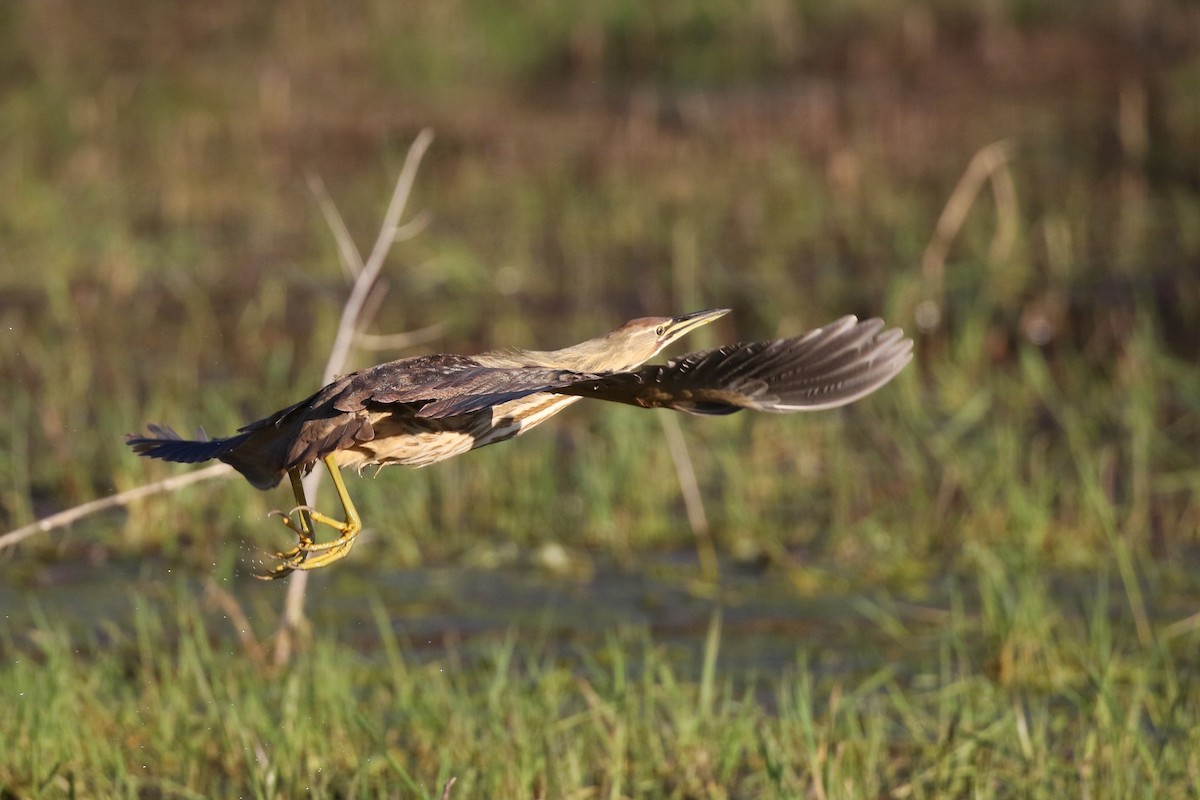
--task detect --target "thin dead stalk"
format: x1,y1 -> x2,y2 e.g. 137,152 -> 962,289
1,130 -> 437,670
0,463 -> 233,553
323,129 -> 434,379
307,172 -> 365,280
921,139 -> 1015,285
354,321 -> 446,351
273,128 -> 435,666
657,414 -> 718,581
204,576 -> 269,667
916,140 -> 1017,330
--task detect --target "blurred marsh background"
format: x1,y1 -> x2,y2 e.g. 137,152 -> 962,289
3,0 -> 1200,796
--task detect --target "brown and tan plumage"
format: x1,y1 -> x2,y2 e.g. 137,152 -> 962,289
128,310 -> 912,577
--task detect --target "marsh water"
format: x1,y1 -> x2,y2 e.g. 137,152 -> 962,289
6,547 -> 1186,687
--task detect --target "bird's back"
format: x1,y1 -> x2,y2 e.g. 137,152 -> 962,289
221,350 -> 592,482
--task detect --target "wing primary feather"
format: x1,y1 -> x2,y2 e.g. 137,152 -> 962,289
553,317 -> 912,414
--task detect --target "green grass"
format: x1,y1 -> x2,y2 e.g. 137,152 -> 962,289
3,0 -> 1200,795
4,578 -> 1199,798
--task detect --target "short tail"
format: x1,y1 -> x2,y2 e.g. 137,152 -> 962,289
126,424 -> 251,464
126,424 -> 284,489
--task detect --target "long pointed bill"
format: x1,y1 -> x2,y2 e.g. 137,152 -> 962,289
661,308 -> 731,347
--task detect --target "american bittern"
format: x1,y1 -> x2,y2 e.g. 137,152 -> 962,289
128,310 -> 912,577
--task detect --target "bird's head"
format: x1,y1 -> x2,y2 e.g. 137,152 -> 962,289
597,308 -> 731,371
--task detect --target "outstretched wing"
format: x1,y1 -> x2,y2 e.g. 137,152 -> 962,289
414,316 -> 912,421
336,356 -> 593,412
555,316 -> 913,415
230,353 -> 600,473
399,365 -> 600,418
236,353 -> 597,432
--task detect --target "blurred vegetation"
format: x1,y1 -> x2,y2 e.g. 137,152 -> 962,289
2,0 -> 1200,794
2,0 -> 1197,577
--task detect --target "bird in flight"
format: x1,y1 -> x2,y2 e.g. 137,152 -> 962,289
128,310 -> 912,577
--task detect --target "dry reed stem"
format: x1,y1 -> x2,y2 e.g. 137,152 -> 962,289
920,139 -> 1014,284
274,128 -> 435,665
354,321 -> 445,351
204,576 -> 269,667
307,172 -> 365,280
0,130 -> 436,656
322,129 -> 434,379
657,413 -> 718,581
0,463 -> 234,553
916,139 -> 1016,329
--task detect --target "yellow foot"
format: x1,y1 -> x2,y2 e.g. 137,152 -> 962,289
256,555 -> 306,580
255,457 -> 365,580
267,506 -> 314,553
255,538 -> 359,579
255,505 -> 363,580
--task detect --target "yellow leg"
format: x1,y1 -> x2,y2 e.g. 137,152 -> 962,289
288,456 -> 362,552
257,468 -> 316,579
257,456 -> 364,579
285,468 -> 315,544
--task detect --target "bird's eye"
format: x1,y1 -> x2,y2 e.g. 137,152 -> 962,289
655,325 -> 666,337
